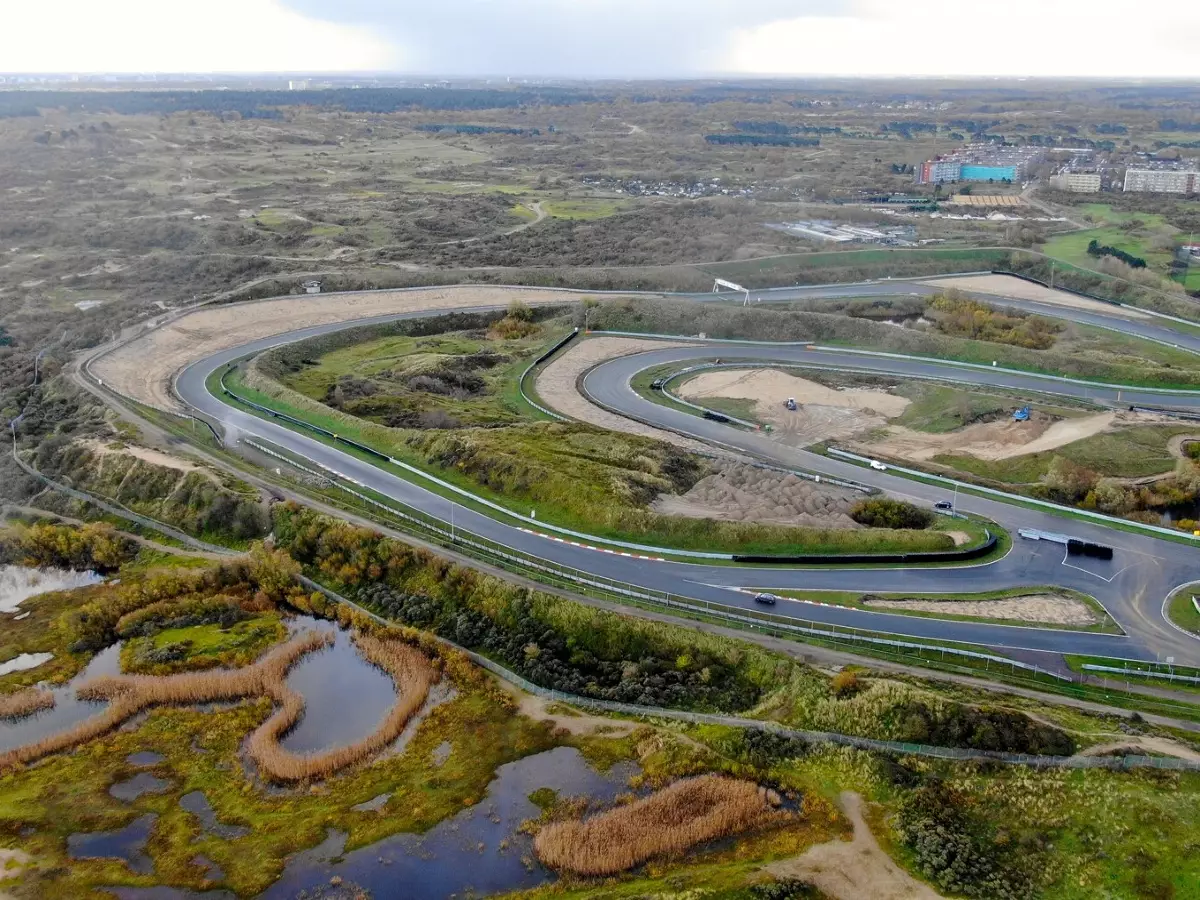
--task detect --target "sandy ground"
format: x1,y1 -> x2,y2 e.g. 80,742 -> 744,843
94,287 -> 640,412
861,410 -> 1131,465
766,792 -> 945,900
1074,736 -> 1200,763
0,849 -> 30,900
500,678 -> 637,738
863,592 -> 1099,626
536,336 -> 711,452
680,369 -> 909,448
83,439 -> 206,475
924,273 -> 1152,320
652,463 -> 863,528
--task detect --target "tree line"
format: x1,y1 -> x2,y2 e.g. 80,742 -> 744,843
1086,239 -> 1147,269
705,134 -> 820,147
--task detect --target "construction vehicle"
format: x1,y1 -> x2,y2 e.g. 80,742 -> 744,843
785,397 -> 797,411
1013,405 -> 1031,422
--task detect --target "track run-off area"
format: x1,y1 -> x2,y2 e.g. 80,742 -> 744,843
86,276 -> 1200,667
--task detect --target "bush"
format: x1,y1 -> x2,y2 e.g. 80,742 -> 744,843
849,498 -> 935,530
831,670 -> 861,697
897,781 -> 1038,899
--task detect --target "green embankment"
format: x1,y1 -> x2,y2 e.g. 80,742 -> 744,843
229,321 -> 980,557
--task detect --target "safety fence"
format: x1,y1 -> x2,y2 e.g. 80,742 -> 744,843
220,366 -> 998,565
1083,664 -> 1200,686
301,575 -> 1200,772
10,447 -> 237,557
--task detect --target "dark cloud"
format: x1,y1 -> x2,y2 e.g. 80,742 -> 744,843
283,0 -> 832,76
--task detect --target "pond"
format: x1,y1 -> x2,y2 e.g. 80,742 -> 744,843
278,617 -> 404,754
0,564 -> 104,614
260,746 -> 640,900
0,643 -> 121,752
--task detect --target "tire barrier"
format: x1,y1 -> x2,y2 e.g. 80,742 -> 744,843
1067,540 -> 1114,560
732,531 -> 997,566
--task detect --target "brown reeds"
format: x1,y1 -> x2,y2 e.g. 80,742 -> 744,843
533,775 -> 791,877
0,630 -> 438,784
245,633 -> 436,783
0,689 -> 55,721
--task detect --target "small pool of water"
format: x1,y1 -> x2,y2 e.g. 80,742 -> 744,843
0,565 -> 103,614
260,746 -> 640,900
110,773 -> 172,802
179,792 -> 250,840
69,813 -> 157,875
278,619 -> 400,755
0,652 -> 53,677
0,643 -> 122,752
127,751 -> 166,767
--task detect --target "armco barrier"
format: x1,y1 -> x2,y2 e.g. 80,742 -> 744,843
518,328 -> 579,421
301,575 -> 1200,772
222,369 -> 999,566
829,448 -> 1200,544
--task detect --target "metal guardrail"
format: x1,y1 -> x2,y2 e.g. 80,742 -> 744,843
257,440 -> 1063,682
301,575 -> 1200,772
1083,664 -> 1200,686
830,448 -> 1200,544
518,328 -> 578,421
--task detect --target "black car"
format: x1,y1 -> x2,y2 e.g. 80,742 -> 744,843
934,500 -> 954,511
753,592 -> 779,606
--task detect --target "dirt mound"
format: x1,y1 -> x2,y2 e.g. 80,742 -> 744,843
652,463 -> 863,528
923,274 -> 1152,320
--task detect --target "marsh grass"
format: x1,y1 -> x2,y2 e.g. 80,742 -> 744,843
533,775 -> 790,877
0,688 -> 55,721
0,630 -> 439,784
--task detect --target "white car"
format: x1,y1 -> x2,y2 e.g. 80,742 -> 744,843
869,460 -> 888,471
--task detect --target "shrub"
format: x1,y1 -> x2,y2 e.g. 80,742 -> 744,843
849,498 -> 935,530
831,670 -> 861,697
897,781 -> 1038,899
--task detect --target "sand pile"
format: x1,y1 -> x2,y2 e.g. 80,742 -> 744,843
653,463 -> 862,528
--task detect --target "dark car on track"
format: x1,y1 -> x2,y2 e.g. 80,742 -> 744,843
753,592 -> 780,606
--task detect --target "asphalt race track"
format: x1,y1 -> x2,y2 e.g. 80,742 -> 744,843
172,282 -> 1200,665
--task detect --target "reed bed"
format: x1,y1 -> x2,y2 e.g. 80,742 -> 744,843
0,689 -> 55,721
534,775 -> 790,877
245,633 -> 437,783
0,630 -> 439,783
0,632 -> 328,772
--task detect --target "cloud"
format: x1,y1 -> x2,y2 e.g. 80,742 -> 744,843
276,0 -> 817,76
4,0 -> 395,72
727,0 -> 1200,78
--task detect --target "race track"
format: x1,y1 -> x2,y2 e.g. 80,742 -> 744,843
166,280 -> 1200,664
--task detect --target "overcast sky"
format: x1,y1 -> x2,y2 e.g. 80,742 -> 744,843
5,0 -> 1200,78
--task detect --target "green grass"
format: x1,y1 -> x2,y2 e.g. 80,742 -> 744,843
894,383 -> 1011,433
121,616 -> 288,675
932,425 -> 1196,484
1167,585 -> 1200,636
224,363 -> 979,559
278,326 -> 557,428
758,586 -> 1121,633
541,198 -> 628,220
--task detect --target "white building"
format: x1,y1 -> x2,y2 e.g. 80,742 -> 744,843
1123,168 -> 1199,194
1049,172 -> 1101,193
301,280 -> 322,294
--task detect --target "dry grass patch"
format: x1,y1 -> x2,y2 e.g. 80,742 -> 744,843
0,631 -> 439,784
0,688 -> 55,721
534,775 -> 791,877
